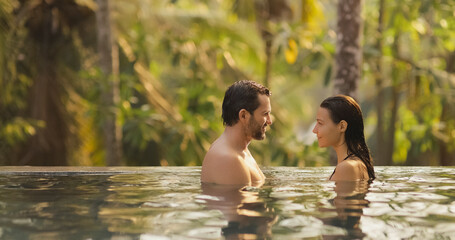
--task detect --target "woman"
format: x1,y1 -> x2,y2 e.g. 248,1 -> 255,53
312,95 -> 375,181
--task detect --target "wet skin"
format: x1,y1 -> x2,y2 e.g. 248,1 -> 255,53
201,94 -> 272,186
313,107 -> 368,181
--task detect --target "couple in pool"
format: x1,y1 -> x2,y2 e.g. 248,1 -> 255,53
201,80 -> 375,186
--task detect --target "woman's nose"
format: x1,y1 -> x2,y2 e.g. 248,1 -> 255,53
312,124 -> 317,134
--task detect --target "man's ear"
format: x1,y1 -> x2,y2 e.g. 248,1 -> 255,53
339,120 -> 348,133
238,109 -> 249,122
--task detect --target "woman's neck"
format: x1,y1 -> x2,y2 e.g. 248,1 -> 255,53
333,142 -> 349,165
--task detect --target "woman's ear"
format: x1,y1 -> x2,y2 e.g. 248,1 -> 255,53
339,120 -> 348,133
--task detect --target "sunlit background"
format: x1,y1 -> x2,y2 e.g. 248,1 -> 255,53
0,0 -> 454,167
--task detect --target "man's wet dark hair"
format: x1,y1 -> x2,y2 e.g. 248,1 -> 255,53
320,95 -> 375,181
222,80 -> 271,126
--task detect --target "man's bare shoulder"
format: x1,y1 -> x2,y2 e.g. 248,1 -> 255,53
204,142 -> 235,161
203,137 -> 242,162
201,142 -> 250,185
202,143 -> 244,171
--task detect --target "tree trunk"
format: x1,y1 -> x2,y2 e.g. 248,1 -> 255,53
385,33 -> 402,166
96,0 -> 122,166
20,2 -> 68,166
254,1 -> 273,88
385,80 -> 399,166
331,0 -> 363,165
264,36 -> 273,88
439,102 -> 453,166
254,0 -> 291,88
440,51 -> 455,166
334,0 -> 363,97
253,0 -> 292,165
375,0 -> 386,165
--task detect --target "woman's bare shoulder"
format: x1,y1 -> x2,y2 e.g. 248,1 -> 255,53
331,160 -> 364,181
337,160 -> 358,173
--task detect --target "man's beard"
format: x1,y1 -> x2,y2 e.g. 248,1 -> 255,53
249,117 -> 266,140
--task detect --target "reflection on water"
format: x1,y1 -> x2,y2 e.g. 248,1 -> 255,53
319,181 -> 370,239
1,166 -> 455,239
201,183 -> 277,239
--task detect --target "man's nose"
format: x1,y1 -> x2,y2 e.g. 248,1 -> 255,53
312,125 -> 317,134
267,115 -> 272,125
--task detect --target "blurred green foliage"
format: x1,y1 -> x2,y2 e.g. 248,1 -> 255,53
0,0 -> 454,166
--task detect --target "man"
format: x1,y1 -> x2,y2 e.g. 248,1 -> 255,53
201,80 -> 272,186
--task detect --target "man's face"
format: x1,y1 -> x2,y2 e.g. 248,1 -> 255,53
248,94 -> 272,140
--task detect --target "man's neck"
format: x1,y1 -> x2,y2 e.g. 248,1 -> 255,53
223,125 -> 251,152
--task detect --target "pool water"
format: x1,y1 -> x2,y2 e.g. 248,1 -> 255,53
1,166 -> 455,239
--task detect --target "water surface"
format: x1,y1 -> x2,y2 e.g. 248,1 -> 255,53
0,166 -> 455,239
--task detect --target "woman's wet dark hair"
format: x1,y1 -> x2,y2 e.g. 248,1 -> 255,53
320,95 -> 375,180
222,80 -> 271,126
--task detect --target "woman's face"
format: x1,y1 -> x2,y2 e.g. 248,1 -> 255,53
312,107 -> 344,148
